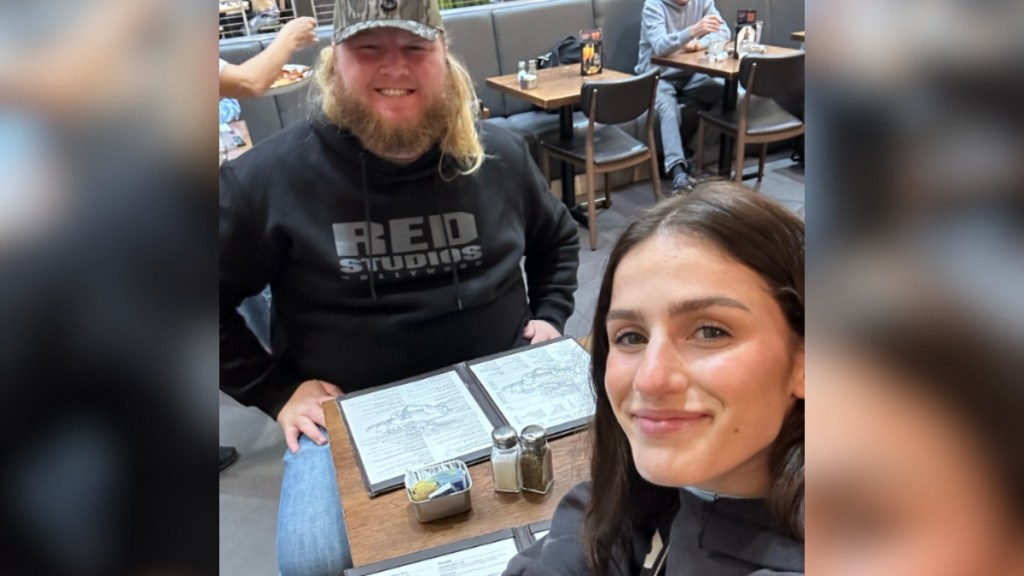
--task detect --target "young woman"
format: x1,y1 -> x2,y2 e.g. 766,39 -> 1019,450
505,183 -> 805,575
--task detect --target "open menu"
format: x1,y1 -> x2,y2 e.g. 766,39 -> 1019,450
343,523 -> 553,576
337,336 -> 593,496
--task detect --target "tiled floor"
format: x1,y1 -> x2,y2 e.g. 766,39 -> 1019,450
219,152 -> 804,575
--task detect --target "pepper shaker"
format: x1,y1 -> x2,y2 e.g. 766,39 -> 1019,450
491,425 -> 522,493
519,425 -> 553,494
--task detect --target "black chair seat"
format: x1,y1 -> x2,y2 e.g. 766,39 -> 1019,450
538,70 -> 662,250
541,125 -> 651,165
697,96 -> 803,135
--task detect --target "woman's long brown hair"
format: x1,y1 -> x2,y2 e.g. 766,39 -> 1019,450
584,183 -> 805,575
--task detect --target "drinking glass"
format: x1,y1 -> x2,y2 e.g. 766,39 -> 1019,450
755,20 -> 764,45
708,39 -> 727,62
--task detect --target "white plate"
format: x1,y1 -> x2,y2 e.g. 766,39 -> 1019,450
265,64 -> 313,97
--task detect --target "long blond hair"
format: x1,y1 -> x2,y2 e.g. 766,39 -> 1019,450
311,42 -> 485,176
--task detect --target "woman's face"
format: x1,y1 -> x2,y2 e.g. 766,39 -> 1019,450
806,348 -> 1024,576
604,233 -> 803,496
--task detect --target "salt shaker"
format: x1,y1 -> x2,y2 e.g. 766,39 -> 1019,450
519,425 -> 553,494
517,60 -> 529,90
526,59 -> 538,89
491,425 -> 522,493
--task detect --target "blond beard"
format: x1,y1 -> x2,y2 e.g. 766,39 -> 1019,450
322,72 -> 457,159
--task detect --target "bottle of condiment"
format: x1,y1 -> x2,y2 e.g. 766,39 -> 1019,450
526,59 -> 539,89
491,425 -> 522,493
519,425 -> 553,494
518,60 -> 529,90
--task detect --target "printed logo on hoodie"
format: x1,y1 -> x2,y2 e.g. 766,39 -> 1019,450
332,212 -> 484,280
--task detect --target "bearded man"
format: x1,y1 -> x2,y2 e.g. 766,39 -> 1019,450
218,0 -> 580,573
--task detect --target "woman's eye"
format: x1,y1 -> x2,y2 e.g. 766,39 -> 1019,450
696,325 -> 730,340
612,331 -> 647,347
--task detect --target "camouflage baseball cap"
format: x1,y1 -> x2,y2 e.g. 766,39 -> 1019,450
334,0 -> 445,44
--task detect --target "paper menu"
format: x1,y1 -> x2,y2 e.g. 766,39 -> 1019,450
338,336 -> 593,496
344,523 -> 556,576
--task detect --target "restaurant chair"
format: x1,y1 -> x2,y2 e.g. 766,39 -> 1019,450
695,52 -> 805,184
539,71 -> 662,250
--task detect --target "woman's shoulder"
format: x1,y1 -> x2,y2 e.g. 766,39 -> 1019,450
501,482 -> 593,576
671,490 -> 804,575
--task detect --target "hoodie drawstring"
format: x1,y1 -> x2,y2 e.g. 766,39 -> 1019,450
358,153 -> 379,302
433,177 -> 463,311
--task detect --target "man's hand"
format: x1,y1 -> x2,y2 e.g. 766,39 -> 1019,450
523,319 -> 562,344
276,379 -> 343,453
689,14 -> 724,39
277,16 -> 318,51
684,39 -> 702,52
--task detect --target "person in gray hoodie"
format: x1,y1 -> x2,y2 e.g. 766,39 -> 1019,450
636,0 -> 731,193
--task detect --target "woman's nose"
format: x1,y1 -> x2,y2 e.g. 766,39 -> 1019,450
632,335 -> 686,397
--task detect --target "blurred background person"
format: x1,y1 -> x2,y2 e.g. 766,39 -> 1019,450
1,0 -> 216,574
809,1 -> 1024,573
806,257 -> 1024,576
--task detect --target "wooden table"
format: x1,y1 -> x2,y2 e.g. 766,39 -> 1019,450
219,120 -> 253,165
651,45 -> 802,176
791,31 -> 805,42
486,66 -> 633,226
323,399 -> 591,567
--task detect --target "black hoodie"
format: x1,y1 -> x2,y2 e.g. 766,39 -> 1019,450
219,116 -> 580,418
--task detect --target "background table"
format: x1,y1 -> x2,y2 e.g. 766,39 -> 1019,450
791,31 -> 805,42
651,46 -> 802,176
323,399 -> 592,567
486,67 -> 632,226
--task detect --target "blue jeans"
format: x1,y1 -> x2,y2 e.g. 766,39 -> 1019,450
277,432 -> 352,576
654,73 -> 724,174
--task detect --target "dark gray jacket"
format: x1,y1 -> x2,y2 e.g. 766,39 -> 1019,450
503,482 -> 804,576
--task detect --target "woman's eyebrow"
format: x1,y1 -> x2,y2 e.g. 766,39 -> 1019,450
669,297 -> 750,315
606,309 -> 642,322
607,298 -> 750,323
